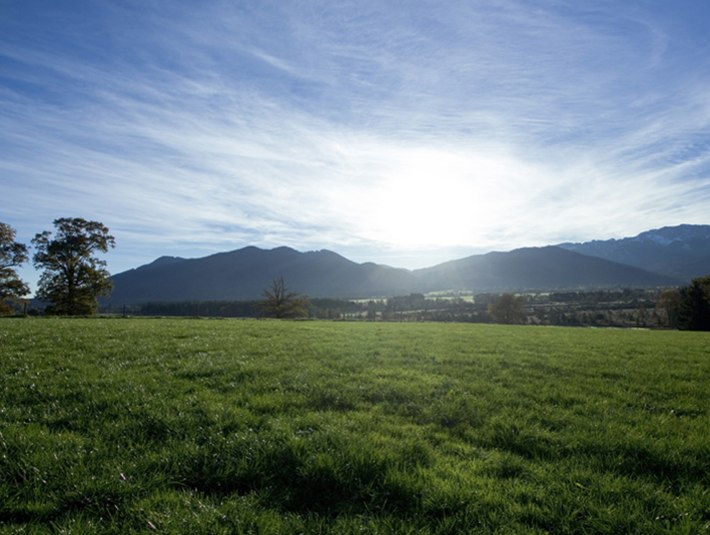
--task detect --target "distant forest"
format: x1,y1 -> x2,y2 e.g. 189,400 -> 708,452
102,288 -> 692,329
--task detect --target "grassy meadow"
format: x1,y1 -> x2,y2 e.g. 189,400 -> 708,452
1,318 -> 709,534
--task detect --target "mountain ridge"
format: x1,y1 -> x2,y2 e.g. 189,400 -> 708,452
110,246 -> 419,304
558,224 -> 710,280
106,224 -> 710,305
411,246 -> 679,292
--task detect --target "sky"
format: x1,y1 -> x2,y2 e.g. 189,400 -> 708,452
2,0 -> 710,292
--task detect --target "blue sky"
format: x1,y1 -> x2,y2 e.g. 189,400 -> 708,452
2,1 -> 710,291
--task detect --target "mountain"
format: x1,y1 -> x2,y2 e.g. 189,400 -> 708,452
412,246 -> 679,292
109,246 -> 418,304
108,243 -> 681,306
558,224 -> 710,281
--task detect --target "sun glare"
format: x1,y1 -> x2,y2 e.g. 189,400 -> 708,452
365,148 -> 510,248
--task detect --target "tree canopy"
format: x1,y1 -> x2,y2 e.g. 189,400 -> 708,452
487,293 -> 526,324
259,276 -> 309,318
32,218 -> 115,315
0,222 -> 30,315
676,275 -> 710,331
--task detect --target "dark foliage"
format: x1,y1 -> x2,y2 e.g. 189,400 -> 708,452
32,218 -> 115,315
488,293 -> 526,324
134,300 -> 260,317
0,222 -> 29,315
676,275 -> 710,331
116,288 -> 681,329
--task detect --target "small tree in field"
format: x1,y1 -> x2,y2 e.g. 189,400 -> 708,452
32,218 -> 115,315
488,293 -> 526,324
657,288 -> 683,328
259,276 -> 309,318
0,222 -> 30,315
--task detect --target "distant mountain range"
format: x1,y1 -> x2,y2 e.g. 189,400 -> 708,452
558,224 -> 710,281
108,224 -> 710,305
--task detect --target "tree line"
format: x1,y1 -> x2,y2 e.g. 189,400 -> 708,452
658,277 -> 710,330
1,219 -> 311,319
3,218 -> 709,329
482,287 -> 709,330
120,286 -> 710,330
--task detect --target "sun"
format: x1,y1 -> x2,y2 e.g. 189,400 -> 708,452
364,148 -> 502,248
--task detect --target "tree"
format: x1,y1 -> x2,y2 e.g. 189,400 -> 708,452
0,222 -> 30,315
676,275 -> 710,331
32,218 -> 115,315
259,276 -> 309,318
487,293 -> 526,324
656,288 -> 682,328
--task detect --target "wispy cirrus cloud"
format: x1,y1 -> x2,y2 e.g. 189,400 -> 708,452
2,0 -> 709,290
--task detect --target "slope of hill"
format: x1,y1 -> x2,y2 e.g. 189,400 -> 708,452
108,244 -> 682,305
109,246 -> 418,304
412,246 -> 679,292
559,224 -> 710,281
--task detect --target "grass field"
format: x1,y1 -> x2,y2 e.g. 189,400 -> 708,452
1,318 -> 709,533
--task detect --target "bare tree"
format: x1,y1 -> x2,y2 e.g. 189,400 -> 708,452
259,276 -> 309,318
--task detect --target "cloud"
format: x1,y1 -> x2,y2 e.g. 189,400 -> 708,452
1,0 -> 709,287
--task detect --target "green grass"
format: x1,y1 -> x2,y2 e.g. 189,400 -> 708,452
1,318 -> 709,533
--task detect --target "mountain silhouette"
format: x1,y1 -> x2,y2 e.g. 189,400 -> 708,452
412,246 -> 679,292
559,224 -> 710,281
109,246 -> 417,304
107,226 -> 698,305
